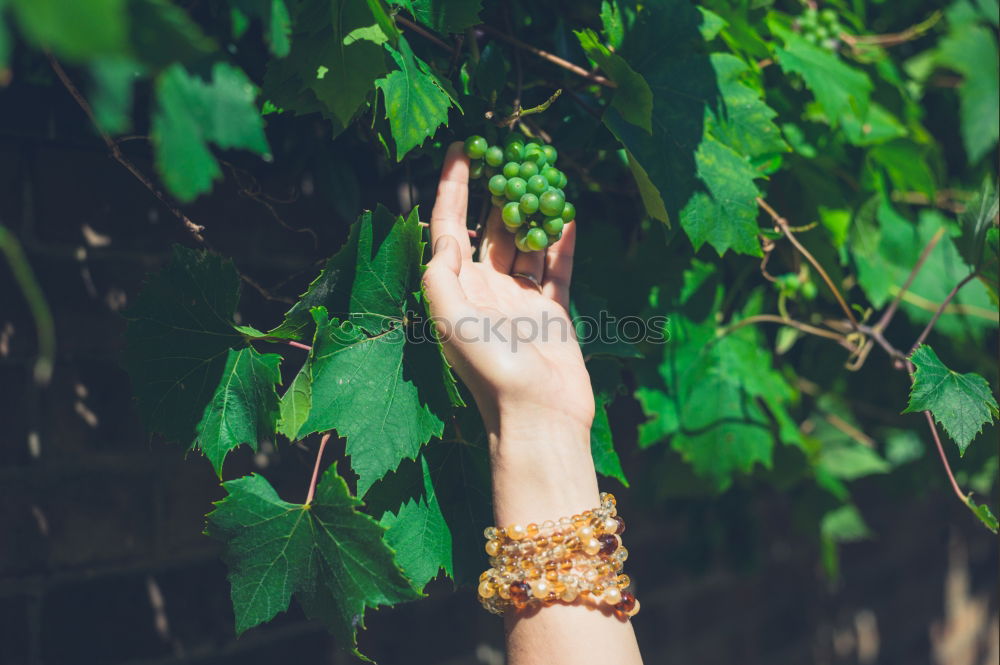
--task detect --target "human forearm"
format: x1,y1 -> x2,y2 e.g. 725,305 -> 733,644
488,413 -> 644,665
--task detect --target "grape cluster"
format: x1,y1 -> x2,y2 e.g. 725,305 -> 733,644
796,7 -> 844,50
463,134 -> 575,252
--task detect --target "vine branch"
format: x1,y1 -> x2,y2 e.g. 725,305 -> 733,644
909,272 -> 978,354
394,15 -> 452,51
872,226 -> 945,335
478,24 -> 616,88
488,89 -> 563,128
757,197 -> 859,329
48,55 -> 207,244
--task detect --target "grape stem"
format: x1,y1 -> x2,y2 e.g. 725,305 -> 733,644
909,272 -> 978,355
495,89 -> 563,128
394,15 -> 452,51
305,433 -> 332,505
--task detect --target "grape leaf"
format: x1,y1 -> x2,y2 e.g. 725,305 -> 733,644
853,203 -> 997,338
289,308 -> 450,495
9,0 -> 127,61
967,496 -> 998,533
123,245 -> 244,447
272,205 -> 423,340
375,35 -> 458,160
395,0 -> 482,34
956,179 -> 999,271
263,0 -> 386,135
123,246 -> 285,475
635,282 -> 797,490
575,28 -> 653,133
604,1 -> 775,255
229,0 -> 292,56
194,347 -> 282,476
88,56 -> 142,134
151,62 -> 270,202
128,0 -> 216,69
904,345 -> 999,454
277,362 -> 311,441
772,30 -> 873,132
205,466 -> 420,650
366,454 -> 453,589
589,358 -> 629,486
935,23 -> 999,164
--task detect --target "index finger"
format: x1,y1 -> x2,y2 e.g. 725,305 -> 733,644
541,219 -> 577,310
430,142 -> 474,261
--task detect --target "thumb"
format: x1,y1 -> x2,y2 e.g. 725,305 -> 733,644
423,235 -> 469,322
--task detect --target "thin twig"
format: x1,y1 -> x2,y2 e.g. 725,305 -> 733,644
240,274 -> 295,304
304,433 -> 332,505
925,405 -> 967,503
909,272 -> 978,354
840,11 -> 942,50
490,89 -> 562,128
757,197 -> 859,329
479,24 -> 616,88
873,226 -> 945,333
395,15 -> 452,51
48,55 -> 207,244
719,313 -> 851,345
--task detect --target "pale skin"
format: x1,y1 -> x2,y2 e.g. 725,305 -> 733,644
423,143 -> 644,665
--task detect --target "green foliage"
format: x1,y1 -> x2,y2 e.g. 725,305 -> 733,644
205,467 -> 420,647
152,62 -> 270,201
7,0 -> 995,652
905,345 -> 999,454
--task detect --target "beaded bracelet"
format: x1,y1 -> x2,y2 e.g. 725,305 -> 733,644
477,492 -> 639,618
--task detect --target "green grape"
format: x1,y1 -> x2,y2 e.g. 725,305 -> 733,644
519,193 -> 540,214
514,227 -> 531,251
469,160 -> 485,179
539,189 -> 565,217
523,144 -> 547,167
820,8 -> 837,24
503,162 -> 520,178
502,201 -> 524,227
527,174 -> 549,196
464,135 -> 488,160
542,144 -> 557,163
815,25 -> 830,39
504,141 -> 525,162
488,174 -> 508,196
801,280 -> 818,300
541,216 -> 564,235
518,161 -> 539,179
505,176 -> 527,200
504,132 -> 526,147
560,202 -> 576,222
492,195 -> 507,208
541,166 -> 561,186
525,227 -> 549,251
556,171 -> 568,188
485,145 -> 504,167
804,32 -> 819,44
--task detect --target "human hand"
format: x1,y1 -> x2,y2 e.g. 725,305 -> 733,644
422,142 -> 597,522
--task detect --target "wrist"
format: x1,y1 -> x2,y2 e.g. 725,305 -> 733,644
488,409 -> 600,527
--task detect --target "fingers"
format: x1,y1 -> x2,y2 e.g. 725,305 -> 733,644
430,142 -> 473,261
541,220 -> 576,309
423,235 -> 471,324
510,240 -> 546,286
477,206 -> 517,274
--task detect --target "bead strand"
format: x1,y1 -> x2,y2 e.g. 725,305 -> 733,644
477,493 -> 639,619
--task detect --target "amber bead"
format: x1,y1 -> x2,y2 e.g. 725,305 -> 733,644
551,532 -> 565,544
485,539 -> 501,556
615,591 -> 637,614
614,516 -> 626,535
598,533 -> 619,556
545,570 -> 558,581
526,523 -> 540,538
535,537 -> 549,549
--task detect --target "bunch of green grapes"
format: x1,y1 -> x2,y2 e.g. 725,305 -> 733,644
463,133 -> 575,252
796,6 -> 844,50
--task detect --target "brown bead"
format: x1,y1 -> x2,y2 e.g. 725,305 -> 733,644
598,533 -> 619,556
551,532 -> 565,544
615,591 -> 637,614
510,581 -> 529,602
614,516 -> 626,535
